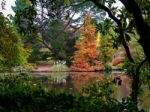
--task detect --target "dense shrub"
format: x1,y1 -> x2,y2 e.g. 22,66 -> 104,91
0,74 -> 77,112
0,74 -> 143,112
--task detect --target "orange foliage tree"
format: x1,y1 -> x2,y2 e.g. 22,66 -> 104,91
70,15 -> 103,71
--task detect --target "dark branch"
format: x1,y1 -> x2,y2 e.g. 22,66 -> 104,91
64,10 -> 77,30
122,37 -> 134,63
119,0 -> 145,37
90,0 -> 121,26
119,0 -> 132,13
37,38 -> 52,51
90,0 -> 134,63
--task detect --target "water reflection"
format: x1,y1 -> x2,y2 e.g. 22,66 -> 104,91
67,72 -> 103,92
31,71 -> 129,97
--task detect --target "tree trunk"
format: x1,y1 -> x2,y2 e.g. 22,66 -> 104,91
120,0 -> 150,66
138,28 -> 150,66
131,73 -> 139,111
131,58 -> 147,110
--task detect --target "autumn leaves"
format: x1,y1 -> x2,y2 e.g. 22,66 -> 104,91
70,15 -> 103,71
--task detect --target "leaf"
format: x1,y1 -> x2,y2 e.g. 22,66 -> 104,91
64,0 -> 70,6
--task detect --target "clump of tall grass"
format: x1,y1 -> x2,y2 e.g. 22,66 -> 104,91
50,60 -> 69,72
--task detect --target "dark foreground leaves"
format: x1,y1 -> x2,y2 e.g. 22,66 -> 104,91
0,73 -> 143,112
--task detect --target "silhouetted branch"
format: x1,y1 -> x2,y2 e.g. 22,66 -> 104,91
90,0 -> 121,26
90,0 -> 134,63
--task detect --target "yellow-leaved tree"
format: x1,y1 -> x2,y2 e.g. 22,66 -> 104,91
0,15 -> 30,71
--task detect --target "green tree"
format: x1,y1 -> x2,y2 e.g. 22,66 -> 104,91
0,14 -> 29,71
37,19 -> 76,66
12,0 -> 78,63
96,28 -> 117,69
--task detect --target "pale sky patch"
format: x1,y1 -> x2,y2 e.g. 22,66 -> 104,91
114,0 -> 123,8
1,0 -> 123,17
0,0 -> 15,16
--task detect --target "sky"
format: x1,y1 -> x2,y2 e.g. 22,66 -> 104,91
0,0 -> 15,16
1,0 -> 123,17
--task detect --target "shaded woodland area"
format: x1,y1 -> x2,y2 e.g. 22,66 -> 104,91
0,0 -> 150,111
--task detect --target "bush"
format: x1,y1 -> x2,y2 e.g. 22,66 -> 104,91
0,74 -> 144,112
0,74 -> 77,112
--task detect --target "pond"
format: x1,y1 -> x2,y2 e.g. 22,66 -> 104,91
31,71 -> 150,111
31,71 -> 129,100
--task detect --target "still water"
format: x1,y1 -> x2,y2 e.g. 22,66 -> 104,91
31,71 -> 129,99
31,71 -> 150,111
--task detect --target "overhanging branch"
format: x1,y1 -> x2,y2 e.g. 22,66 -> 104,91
90,0 -> 134,63
90,0 -> 121,26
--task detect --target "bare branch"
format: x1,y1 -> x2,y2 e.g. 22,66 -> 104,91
64,10 -> 77,30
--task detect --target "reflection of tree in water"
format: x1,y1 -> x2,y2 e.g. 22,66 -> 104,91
66,75 -> 77,93
68,73 -> 103,92
32,72 -> 130,97
47,72 -> 104,93
48,72 -> 69,90
112,72 -> 130,99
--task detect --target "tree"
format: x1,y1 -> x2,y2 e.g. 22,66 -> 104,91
0,14 -> 29,71
65,0 -> 150,109
96,28 -> 117,69
70,15 -> 103,71
37,19 -> 76,66
12,0 -> 36,38
12,0 -> 78,63
0,0 -> 5,11
12,0 -> 107,63
88,0 -> 150,109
